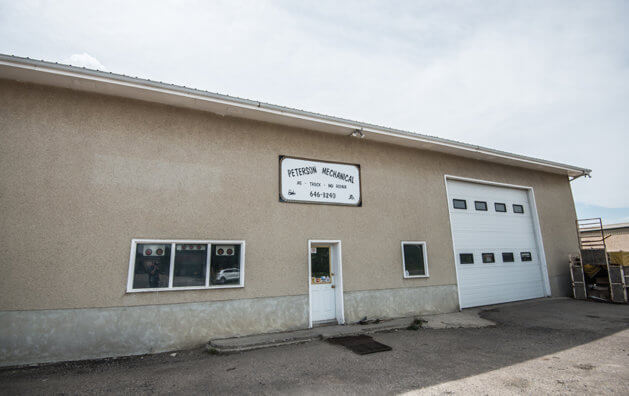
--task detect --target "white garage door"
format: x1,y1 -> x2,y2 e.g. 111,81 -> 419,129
447,179 -> 548,308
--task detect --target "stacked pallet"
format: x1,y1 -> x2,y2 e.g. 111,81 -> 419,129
609,251 -> 629,300
572,218 -> 628,303
569,255 -> 586,300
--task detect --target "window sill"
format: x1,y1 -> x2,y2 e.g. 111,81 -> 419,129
403,275 -> 429,279
126,284 -> 244,293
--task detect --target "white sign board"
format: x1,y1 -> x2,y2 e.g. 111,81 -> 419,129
280,156 -> 361,206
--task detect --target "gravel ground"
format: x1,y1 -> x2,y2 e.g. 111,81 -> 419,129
1,298 -> 628,395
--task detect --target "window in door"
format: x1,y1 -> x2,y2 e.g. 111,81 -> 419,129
311,246 -> 331,284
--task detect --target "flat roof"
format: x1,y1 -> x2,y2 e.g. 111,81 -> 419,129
0,54 -> 591,178
604,223 -> 629,230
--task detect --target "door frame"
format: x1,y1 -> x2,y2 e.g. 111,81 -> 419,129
308,240 -> 345,328
444,175 -> 552,310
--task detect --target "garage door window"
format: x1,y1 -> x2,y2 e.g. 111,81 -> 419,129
513,204 -> 524,214
402,242 -> 429,278
453,199 -> 467,209
474,201 -> 488,211
494,202 -> 507,212
502,252 -> 515,262
128,239 -> 245,292
482,253 -> 495,263
459,253 -> 474,264
521,252 -> 532,262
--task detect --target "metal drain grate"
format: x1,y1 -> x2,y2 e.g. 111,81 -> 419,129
327,335 -> 392,355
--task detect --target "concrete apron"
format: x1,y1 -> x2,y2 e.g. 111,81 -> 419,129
208,308 -> 495,354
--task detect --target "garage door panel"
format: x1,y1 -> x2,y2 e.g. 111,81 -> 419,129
449,181 -> 528,199
458,265 -> 542,280
447,179 -> 546,308
452,227 -> 535,243
456,249 -> 538,266
459,268 -> 544,299
452,229 -> 537,248
461,282 -> 544,299
450,214 -> 535,229
450,212 -> 534,226
461,281 -> 544,294
452,222 -> 535,235
461,279 -> 544,296
461,286 -> 544,307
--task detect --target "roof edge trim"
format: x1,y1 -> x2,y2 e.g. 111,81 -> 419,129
0,54 -> 591,177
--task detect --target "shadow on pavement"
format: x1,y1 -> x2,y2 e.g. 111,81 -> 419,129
1,298 -> 628,394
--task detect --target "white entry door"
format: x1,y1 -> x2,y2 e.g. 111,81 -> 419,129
310,244 -> 338,323
447,179 -> 548,308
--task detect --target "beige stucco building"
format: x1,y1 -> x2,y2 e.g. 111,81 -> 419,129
581,223 -> 629,252
0,55 -> 590,367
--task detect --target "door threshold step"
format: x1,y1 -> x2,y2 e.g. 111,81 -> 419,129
206,308 -> 497,354
207,317 -> 414,354
312,320 -> 338,327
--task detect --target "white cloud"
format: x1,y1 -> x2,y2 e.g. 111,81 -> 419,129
64,52 -> 107,71
0,0 -> 627,210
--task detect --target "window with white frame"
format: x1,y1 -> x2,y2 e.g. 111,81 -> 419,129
128,240 -> 245,291
402,241 -> 429,278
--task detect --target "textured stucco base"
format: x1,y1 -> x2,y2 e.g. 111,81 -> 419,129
1,285 -> 461,366
343,285 -> 460,322
0,295 -> 308,367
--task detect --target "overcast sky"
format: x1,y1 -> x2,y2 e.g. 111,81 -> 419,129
1,0 -> 627,224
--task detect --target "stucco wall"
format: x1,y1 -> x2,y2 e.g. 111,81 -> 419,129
581,228 -> 629,252
0,285 -> 461,367
605,234 -> 629,252
344,285 -> 459,322
0,295 -> 308,367
0,79 -> 580,311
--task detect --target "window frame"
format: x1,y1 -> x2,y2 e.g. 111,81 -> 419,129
401,241 -> 429,279
513,204 -> 525,214
474,201 -> 488,211
494,202 -> 507,213
502,252 -> 515,263
520,251 -> 533,262
127,239 -> 246,293
481,252 -> 496,264
452,199 -> 467,209
459,253 -> 475,264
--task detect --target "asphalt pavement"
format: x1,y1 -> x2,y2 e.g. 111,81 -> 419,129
1,298 -> 628,395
